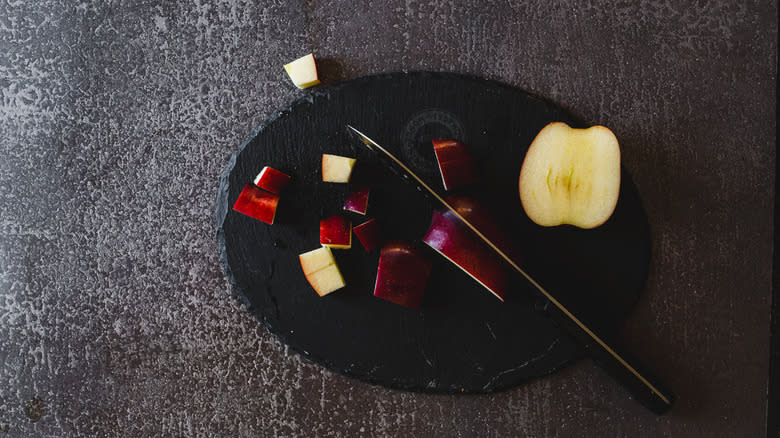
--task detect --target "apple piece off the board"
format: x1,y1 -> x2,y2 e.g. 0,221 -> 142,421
353,218 -> 383,251
518,122 -> 621,229
299,247 -> 345,296
253,166 -> 291,194
320,215 -> 352,249
373,241 -> 432,309
322,154 -> 357,183
343,186 -> 370,215
232,184 -> 280,224
422,210 -> 510,301
432,138 -> 479,190
283,53 -> 320,89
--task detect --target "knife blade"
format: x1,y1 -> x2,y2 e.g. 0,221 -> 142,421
347,124 -> 675,414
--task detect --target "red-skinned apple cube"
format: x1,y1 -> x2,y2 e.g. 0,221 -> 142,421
422,210 -> 509,301
320,215 -> 352,249
433,138 -> 472,162
343,186 -> 370,215
373,240 -> 432,309
232,184 -> 280,224
353,218 -> 383,251
253,166 -> 291,194
439,159 -> 479,191
443,195 -> 521,263
432,139 -> 479,190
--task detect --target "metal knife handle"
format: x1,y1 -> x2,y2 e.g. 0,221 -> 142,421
541,301 -> 675,414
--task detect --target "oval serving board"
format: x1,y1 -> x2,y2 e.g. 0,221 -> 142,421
216,72 -> 650,393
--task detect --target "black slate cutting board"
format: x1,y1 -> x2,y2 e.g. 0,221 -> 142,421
215,72 -> 650,393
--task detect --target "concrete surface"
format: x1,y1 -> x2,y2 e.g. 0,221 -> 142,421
0,1 -> 776,436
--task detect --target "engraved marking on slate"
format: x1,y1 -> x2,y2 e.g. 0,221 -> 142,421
400,109 -> 466,180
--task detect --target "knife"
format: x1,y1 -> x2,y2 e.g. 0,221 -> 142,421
347,124 -> 675,414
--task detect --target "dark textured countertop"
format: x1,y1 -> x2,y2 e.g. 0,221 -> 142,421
1,1 -> 776,437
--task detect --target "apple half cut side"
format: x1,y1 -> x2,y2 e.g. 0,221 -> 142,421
422,210 -> 510,301
353,218 -> 383,251
283,53 -> 320,89
518,122 -> 621,229
253,166 -> 291,194
343,185 -> 370,215
373,240 -> 432,309
232,184 -> 280,224
322,154 -> 357,183
432,138 -> 479,190
299,246 -> 345,296
320,215 -> 352,249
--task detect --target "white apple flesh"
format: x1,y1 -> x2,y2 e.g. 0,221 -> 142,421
322,154 -> 356,183
518,122 -> 621,229
299,246 -> 345,297
283,53 -> 320,89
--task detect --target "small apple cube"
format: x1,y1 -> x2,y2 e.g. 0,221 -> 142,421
373,240 -> 432,309
299,246 -> 345,296
433,138 -> 472,162
322,154 -> 356,183
432,139 -> 479,190
422,210 -> 509,301
232,184 -> 280,224
353,218 -> 383,252
253,166 -> 291,194
299,246 -> 336,274
343,186 -> 370,215
320,215 -> 352,249
283,53 -> 320,89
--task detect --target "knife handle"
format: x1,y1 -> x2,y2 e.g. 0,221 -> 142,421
541,301 -> 675,414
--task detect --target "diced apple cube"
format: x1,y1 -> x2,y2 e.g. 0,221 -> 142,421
343,186 -> 370,215
373,241 -> 431,309
322,154 -> 356,183
353,218 -> 383,252
320,215 -> 352,249
283,53 -> 320,89
232,184 -> 280,224
304,264 -> 346,296
432,138 -> 479,190
299,246 -> 336,275
253,166 -> 291,194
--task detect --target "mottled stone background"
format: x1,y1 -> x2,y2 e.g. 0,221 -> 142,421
0,1 -> 776,437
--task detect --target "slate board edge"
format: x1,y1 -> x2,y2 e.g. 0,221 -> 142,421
215,71 -> 602,394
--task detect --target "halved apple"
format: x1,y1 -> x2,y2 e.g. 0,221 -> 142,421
373,240 -> 432,309
283,53 -> 320,89
320,215 -> 352,249
518,122 -> 620,229
432,138 -> 479,190
253,166 -> 291,194
299,246 -> 345,296
343,186 -> 370,215
322,154 -> 356,183
353,218 -> 382,251
232,184 -> 280,224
